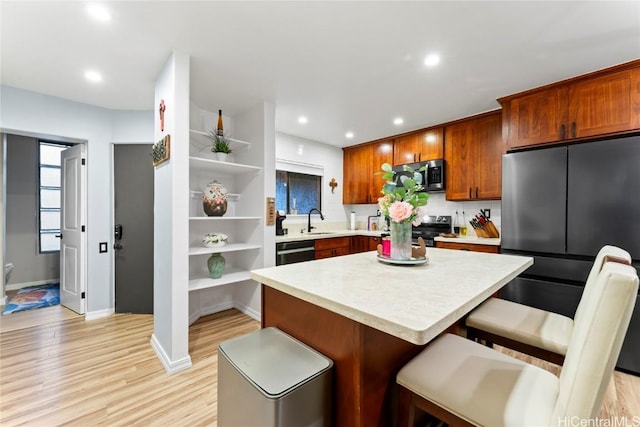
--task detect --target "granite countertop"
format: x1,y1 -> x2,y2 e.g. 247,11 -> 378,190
276,229 -> 500,246
275,229 -> 383,243
434,235 -> 501,246
251,249 -> 532,345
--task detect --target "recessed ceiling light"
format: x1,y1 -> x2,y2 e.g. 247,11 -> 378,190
424,53 -> 440,67
298,116 -> 308,124
87,4 -> 111,22
85,70 -> 103,83
345,132 -> 354,139
393,118 -> 404,126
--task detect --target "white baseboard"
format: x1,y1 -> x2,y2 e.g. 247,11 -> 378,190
188,301 -> 234,325
234,303 -> 261,321
85,308 -> 114,321
150,333 -> 192,375
6,279 -> 59,291
188,301 -> 261,325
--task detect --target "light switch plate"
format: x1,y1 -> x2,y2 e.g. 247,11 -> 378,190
99,242 -> 108,253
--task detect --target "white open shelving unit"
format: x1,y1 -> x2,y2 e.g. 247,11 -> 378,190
188,129 -> 264,293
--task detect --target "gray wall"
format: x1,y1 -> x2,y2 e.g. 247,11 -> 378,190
6,134 -> 59,286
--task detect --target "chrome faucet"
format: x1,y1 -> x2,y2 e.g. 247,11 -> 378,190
307,208 -> 325,232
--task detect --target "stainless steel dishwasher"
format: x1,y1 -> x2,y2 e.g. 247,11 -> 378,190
276,240 -> 315,265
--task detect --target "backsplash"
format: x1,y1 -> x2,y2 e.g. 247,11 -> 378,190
345,193 -> 502,233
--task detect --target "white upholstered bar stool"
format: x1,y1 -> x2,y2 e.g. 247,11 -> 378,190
465,245 -> 631,365
396,261 -> 638,427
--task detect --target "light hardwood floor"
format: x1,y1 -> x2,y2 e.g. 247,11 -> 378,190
0,305 -> 638,426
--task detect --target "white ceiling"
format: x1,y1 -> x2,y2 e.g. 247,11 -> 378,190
1,1 -> 639,147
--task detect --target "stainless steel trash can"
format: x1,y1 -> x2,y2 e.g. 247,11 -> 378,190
218,327 -> 333,427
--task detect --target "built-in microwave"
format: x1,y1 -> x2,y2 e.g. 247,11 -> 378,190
392,159 -> 445,192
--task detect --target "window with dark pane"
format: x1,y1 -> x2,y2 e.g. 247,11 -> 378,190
39,141 -> 71,253
275,170 -> 321,214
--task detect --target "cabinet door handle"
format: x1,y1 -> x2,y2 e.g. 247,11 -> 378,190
413,153 -> 417,162
469,187 -> 472,198
571,122 -> 576,138
418,153 -> 421,162
560,124 -> 566,139
476,187 -> 479,198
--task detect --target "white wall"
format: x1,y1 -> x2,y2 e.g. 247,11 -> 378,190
0,85 -> 153,315
151,51 -> 192,374
275,132 -> 345,231
1,133 -> 5,304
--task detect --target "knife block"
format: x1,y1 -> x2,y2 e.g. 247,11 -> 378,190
473,220 -> 500,238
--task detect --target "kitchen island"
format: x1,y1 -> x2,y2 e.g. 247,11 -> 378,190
251,248 -> 533,427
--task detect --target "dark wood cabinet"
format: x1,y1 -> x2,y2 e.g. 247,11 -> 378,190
315,237 -> 351,259
500,60 -> 640,150
351,235 -> 382,253
393,127 -> 444,166
343,140 -> 393,204
445,111 -> 502,201
435,241 -> 499,254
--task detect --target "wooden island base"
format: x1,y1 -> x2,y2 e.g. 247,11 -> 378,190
261,286 -> 430,427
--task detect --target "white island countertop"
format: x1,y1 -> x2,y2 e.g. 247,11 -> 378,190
251,248 -> 532,345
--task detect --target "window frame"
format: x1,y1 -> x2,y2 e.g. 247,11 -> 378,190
276,169 -> 322,215
38,140 -> 73,254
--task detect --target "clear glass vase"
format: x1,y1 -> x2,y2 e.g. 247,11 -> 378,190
390,221 -> 412,260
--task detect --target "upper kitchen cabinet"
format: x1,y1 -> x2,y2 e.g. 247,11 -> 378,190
343,139 -> 393,204
500,59 -> 640,150
393,127 -> 444,166
445,111 -> 502,201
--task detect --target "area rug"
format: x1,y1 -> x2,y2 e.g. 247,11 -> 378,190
2,283 -> 60,315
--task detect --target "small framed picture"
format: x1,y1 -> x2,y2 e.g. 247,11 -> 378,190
152,135 -> 170,166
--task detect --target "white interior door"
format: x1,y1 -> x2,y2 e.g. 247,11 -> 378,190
60,144 -> 86,314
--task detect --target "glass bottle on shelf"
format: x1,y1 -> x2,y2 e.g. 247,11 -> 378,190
460,211 -> 468,236
217,109 -> 224,136
454,210 -> 461,235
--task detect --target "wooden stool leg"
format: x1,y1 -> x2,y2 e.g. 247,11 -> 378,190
398,386 -> 416,427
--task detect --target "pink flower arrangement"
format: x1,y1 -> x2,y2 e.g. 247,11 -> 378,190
387,201 -> 414,222
377,163 -> 429,224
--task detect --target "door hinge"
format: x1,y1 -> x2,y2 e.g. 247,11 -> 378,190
82,225 -> 86,232
82,158 -> 86,165
81,292 -> 86,299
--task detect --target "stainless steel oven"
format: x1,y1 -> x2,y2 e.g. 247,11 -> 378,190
412,215 -> 452,247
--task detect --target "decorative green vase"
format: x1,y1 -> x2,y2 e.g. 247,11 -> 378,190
390,221 -> 412,260
207,253 -> 225,279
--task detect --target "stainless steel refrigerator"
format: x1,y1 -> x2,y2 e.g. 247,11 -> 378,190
500,134 -> 640,375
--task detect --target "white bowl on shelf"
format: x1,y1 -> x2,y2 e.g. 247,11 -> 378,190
203,233 -> 228,248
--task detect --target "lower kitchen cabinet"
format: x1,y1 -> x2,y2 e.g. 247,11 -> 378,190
435,241 -> 499,254
351,235 -> 382,253
315,237 -> 351,259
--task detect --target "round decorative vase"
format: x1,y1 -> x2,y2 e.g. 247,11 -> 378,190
203,180 -> 228,216
207,253 -> 226,279
390,221 -> 412,260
